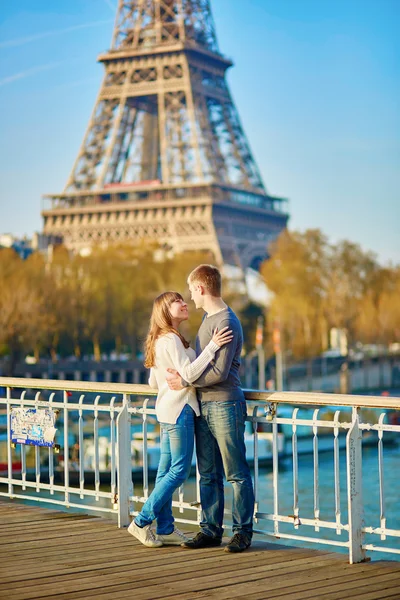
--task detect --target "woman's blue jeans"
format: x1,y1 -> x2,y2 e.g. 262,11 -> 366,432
135,404 -> 195,535
195,400 -> 254,539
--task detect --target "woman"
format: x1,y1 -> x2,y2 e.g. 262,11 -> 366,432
128,291 -> 233,548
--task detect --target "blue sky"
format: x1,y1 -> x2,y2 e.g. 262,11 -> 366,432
0,0 -> 399,264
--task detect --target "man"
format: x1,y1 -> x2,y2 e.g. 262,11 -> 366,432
166,264 -> 254,553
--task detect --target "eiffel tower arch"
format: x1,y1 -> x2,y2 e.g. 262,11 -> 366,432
42,0 -> 289,269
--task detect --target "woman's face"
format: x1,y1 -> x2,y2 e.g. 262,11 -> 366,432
169,298 -> 189,323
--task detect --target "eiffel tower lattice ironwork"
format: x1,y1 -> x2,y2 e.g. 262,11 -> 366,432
42,0 -> 289,269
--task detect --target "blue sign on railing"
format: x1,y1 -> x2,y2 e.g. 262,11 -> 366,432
10,408 -> 58,448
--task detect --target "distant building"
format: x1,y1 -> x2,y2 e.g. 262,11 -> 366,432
0,233 -> 33,260
31,232 -> 63,252
0,233 -> 63,260
41,0 -> 289,270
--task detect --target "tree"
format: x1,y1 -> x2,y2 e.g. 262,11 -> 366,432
324,241 -> 378,346
260,228 -> 399,374
376,268 -> 400,344
261,229 -> 328,361
0,249 -> 46,374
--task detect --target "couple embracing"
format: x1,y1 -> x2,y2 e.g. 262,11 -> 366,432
128,264 -> 254,553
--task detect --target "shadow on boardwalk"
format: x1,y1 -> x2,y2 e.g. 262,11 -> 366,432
0,501 -> 399,600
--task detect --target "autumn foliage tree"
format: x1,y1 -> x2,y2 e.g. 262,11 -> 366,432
261,229 -> 328,362
0,250 -> 48,374
1,233 -> 399,376
0,244 -> 216,372
260,229 -> 399,365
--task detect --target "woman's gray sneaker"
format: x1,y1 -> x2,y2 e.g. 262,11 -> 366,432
128,521 -> 163,548
156,527 -> 190,545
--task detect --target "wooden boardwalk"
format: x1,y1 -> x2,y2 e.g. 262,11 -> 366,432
0,501 -> 400,600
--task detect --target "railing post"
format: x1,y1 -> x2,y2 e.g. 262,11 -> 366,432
116,393 -> 132,528
346,407 -> 366,563
6,387 -> 13,498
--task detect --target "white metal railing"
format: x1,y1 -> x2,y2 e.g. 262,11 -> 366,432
0,377 -> 399,563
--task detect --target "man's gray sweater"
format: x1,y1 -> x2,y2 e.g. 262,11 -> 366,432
191,306 -> 244,402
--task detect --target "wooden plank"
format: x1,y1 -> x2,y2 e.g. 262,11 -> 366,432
0,520 -> 106,544
0,513 -> 95,524
1,538 -> 134,561
1,552 -> 357,600
0,501 -> 83,516
277,572 -> 400,600
104,562 -> 400,600
1,516 -> 108,533
0,544 -> 327,584
0,541 -> 319,579
0,550 -> 340,600
296,574 -> 400,600
0,517 -> 105,530
0,548 -> 326,583
189,563 -> 400,600
350,586 -> 400,600
0,546 -> 330,588
1,528 -> 122,552
0,501 -> 398,600
0,521 -> 101,539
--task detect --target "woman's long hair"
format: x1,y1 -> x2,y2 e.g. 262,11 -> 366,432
144,291 -> 190,368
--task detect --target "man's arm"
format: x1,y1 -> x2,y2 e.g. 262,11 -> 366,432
188,332 -> 238,387
165,333 -> 221,383
166,369 -> 185,390
166,320 -> 239,390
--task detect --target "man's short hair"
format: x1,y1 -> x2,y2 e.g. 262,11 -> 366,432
188,264 -> 222,297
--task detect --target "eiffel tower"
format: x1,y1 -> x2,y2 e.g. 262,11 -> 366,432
42,0 -> 288,269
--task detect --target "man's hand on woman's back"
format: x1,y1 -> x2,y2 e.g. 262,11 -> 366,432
166,368 -> 185,390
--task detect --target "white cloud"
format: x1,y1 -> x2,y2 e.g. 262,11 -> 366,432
103,0 -> 118,13
0,20 -> 113,49
0,61 -> 68,87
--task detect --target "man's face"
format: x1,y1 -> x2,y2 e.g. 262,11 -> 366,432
188,280 -> 203,309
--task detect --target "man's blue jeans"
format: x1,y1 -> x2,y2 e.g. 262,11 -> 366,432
135,404 -> 195,534
195,400 -> 254,539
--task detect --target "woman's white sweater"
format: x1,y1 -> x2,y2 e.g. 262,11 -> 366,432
148,333 -> 219,424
